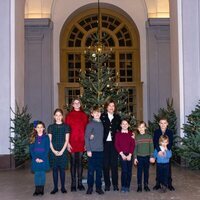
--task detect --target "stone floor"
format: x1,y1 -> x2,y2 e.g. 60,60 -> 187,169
0,164 -> 199,200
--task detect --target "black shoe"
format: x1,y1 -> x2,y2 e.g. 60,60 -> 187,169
33,186 -> 39,196
105,186 -> 110,191
71,186 -> 76,192
39,186 -> 44,195
168,185 -> 175,191
78,184 -> 85,191
96,188 -> 104,195
137,185 -> 142,192
144,185 -> 150,192
86,187 -> 93,194
50,188 -> 58,194
113,186 -> 119,191
153,184 -> 161,190
61,188 -> 67,193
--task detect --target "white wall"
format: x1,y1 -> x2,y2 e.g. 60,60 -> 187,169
51,0 -> 148,120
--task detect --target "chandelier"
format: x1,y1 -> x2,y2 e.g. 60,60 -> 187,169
84,0 -> 112,65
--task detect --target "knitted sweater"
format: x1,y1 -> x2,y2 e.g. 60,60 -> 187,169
154,148 -> 172,163
85,119 -> 104,152
115,131 -> 135,154
134,133 -> 154,158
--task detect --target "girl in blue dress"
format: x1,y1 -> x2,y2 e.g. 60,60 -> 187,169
30,121 -> 50,196
48,108 -> 70,194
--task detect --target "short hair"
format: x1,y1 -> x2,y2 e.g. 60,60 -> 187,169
159,135 -> 169,145
104,98 -> 117,113
137,121 -> 147,128
159,117 -> 168,122
90,105 -> 101,113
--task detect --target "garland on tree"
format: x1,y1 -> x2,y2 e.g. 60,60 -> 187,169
179,100 -> 200,169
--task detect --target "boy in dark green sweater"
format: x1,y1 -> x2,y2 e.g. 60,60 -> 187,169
134,121 -> 155,192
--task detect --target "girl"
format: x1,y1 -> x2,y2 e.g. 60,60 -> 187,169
30,121 -> 50,196
65,98 -> 88,191
134,121 -> 155,192
48,108 -> 70,194
100,99 -> 121,191
154,135 -> 172,193
115,119 -> 135,192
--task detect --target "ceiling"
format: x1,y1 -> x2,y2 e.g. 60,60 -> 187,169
25,0 -> 169,19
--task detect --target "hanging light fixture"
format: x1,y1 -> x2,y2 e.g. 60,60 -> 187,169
84,0 -> 112,65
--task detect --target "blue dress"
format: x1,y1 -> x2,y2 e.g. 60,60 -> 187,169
48,123 -> 70,169
30,134 -> 50,172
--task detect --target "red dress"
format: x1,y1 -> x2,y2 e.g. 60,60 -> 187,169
65,110 -> 88,153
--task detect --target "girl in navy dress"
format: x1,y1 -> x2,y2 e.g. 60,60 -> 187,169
48,108 -> 70,194
30,121 -> 50,196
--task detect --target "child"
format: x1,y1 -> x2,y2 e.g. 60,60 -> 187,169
154,135 -> 172,193
85,106 -> 104,195
48,108 -> 70,194
134,121 -> 155,192
153,117 -> 175,191
115,119 -> 135,192
30,121 -> 50,196
65,98 -> 88,192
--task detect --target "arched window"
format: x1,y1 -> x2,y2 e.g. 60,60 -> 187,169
59,7 -> 143,119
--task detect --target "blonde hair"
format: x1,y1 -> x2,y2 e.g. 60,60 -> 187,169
159,135 -> 169,145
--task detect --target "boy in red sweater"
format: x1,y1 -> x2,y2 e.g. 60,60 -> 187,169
115,119 -> 135,192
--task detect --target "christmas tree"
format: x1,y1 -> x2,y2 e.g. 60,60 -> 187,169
179,100 -> 200,169
10,104 -> 33,164
148,99 -> 179,160
79,41 -> 136,129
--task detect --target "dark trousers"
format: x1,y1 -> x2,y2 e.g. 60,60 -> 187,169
103,141 -> 118,187
137,156 -> 150,186
156,159 -> 172,186
34,171 -> 46,186
87,152 -> 103,189
70,152 -> 84,186
120,156 -> 133,188
52,166 -> 65,190
157,163 -> 169,187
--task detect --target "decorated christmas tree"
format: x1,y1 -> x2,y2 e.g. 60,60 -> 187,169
179,100 -> 200,169
79,41 -> 136,129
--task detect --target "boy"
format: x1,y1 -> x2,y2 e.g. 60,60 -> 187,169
153,117 -> 175,191
134,121 -> 155,192
85,106 -> 104,195
154,135 -> 172,193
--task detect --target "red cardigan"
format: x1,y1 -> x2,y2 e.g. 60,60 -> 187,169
65,110 -> 88,153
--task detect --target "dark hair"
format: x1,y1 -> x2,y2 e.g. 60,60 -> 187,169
54,108 -> 63,116
90,105 -> 101,113
159,117 -> 168,122
121,118 -> 130,124
104,98 -> 117,113
30,121 -> 46,144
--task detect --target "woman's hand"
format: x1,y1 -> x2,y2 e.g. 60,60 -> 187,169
87,151 -> 92,157
134,158 -> 138,165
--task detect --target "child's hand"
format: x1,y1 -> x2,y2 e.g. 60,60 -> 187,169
35,158 -> 43,163
150,157 -> 155,163
158,151 -> 165,156
67,143 -> 72,152
131,132 -> 135,139
126,154 -> 132,161
134,158 -> 138,165
57,151 -> 63,156
120,152 -> 127,160
90,134 -> 94,140
87,151 -> 92,157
